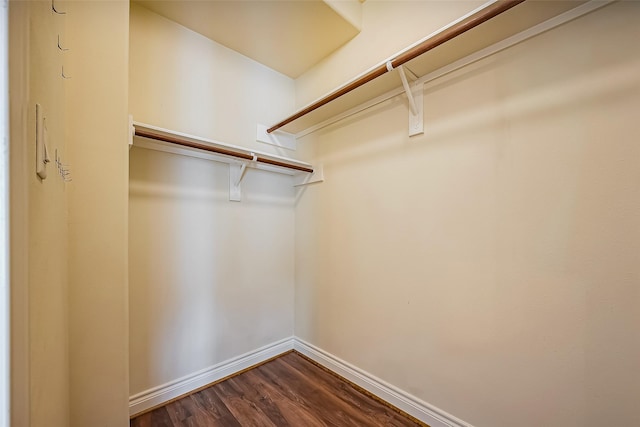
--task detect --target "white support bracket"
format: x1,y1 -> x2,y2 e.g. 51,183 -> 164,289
257,124 -> 297,151
387,63 -> 424,137
408,83 -> 424,137
396,65 -> 424,137
229,153 -> 257,202
397,65 -> 418,116
235,153 -> 257,186
229,163 -> 242,202
294,163 -> 324,187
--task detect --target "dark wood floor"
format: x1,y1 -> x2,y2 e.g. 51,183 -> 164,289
131,351 -> 425,427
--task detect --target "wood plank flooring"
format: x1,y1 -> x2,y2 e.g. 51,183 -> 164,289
130,351 -> 426,427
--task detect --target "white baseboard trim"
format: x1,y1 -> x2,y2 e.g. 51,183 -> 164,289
293,338 -> 474,427
129,336 -> 473,427
128,337 -> 294,416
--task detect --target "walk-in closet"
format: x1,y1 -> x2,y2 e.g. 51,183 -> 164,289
7,1 -> 640,426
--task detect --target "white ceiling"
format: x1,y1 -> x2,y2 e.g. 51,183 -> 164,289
133,0 -> 363,78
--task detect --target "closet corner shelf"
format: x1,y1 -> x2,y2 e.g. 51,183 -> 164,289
270,0 -> 607,137
131,121 -> 314,175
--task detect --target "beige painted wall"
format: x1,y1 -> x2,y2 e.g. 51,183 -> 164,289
295,2 -> 640,426
129,148 -> 296,395
65,1 -> 130,425
128,4 -> 296,396
9,1 -> 69,426
129,3 -> 295,155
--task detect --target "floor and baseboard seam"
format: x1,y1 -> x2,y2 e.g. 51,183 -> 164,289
291,349 -> 428,427
292,338 -> 473,427
129,336 -> 474,427
128,337 -> 294,417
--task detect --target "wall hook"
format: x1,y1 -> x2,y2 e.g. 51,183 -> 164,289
61,66 -> 71,79
36,105 -> 48,179
57,35 -> 69,51
52,0 -> 66,15
43,118 -> 51,165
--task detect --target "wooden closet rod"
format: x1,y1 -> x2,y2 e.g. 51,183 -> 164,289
267,0 -> 526,134
134,128 -> 314,173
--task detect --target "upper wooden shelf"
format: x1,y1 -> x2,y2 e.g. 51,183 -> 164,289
270,0 -> 596,136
